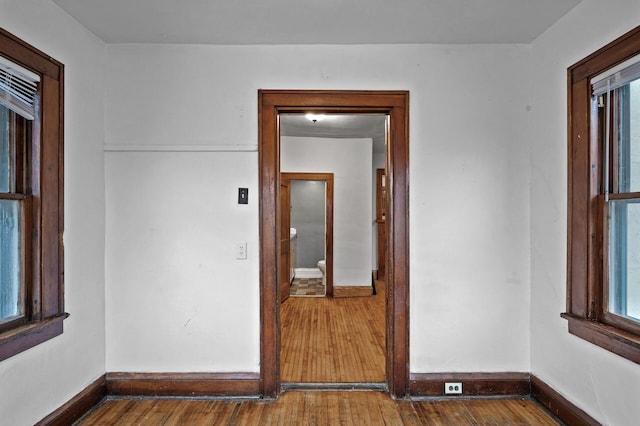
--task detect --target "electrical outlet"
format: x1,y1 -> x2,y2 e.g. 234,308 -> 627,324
444,382 -> 462,395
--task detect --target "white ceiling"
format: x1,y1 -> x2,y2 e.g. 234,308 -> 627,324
52,0 -> 581,45
50,0 -> 581,150
280,114 -> 388,154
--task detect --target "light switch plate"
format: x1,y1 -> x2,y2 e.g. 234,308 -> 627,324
238,188 -> 248,204
236,242 -> 247,259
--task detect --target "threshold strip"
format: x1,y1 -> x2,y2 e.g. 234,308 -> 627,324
281,382 -> 388,392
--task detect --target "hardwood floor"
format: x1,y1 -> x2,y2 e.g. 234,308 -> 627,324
76,278 -> 562,425
280,279 -> 386,383
78,392 -> 560,425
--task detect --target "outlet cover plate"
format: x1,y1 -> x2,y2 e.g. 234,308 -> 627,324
444,382 -> 462,395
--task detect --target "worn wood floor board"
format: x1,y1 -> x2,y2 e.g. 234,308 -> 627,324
234,400 -> 265,426
281,280 -> 386,383
396,398 -> 423,425
78,392 -> 560,425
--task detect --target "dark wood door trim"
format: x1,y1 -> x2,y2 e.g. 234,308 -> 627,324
258,90 -> 410,398
281,172 -> 334,297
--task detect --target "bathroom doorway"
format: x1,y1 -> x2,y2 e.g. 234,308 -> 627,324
258,90 -> 409,398
281,173 -> 334,298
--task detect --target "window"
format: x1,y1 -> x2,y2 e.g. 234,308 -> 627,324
0,28 -> 65,362
565,25 -> 640,364
0,104 -> 30,331
602,76 -> 640,332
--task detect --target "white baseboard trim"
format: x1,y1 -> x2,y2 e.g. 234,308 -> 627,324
294,268 -> 322,279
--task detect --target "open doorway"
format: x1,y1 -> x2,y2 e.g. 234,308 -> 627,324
279,116 -> 383,384
281,173 -> 334,298
258,90 -> 409,398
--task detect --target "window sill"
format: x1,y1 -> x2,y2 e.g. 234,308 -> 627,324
562,313 -> 640,364
0,314 -> 68,362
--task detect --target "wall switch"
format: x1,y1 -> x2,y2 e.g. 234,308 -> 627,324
238,188 -> 248,204
444,382 -> 462,395
236,242 -> 247,259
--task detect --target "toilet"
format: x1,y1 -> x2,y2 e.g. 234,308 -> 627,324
317,260 -> 326,286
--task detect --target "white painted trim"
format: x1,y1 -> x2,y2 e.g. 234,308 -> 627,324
294,268 -> 323,279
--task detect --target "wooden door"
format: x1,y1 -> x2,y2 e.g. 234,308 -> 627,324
279,181 -> 291,303
376,168 -> 387,278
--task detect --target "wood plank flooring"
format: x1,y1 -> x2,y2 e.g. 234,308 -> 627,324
78,392 -> 561,425
280,280 -> 386,383
77,279 -> 561,425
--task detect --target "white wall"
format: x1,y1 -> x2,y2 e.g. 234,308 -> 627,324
0,1 -> 106,425
105,43 -> 532,374
529,1 -> 640,425
282,136 -> 373,286
3,3 -> 638,423
105,151 -> 259,371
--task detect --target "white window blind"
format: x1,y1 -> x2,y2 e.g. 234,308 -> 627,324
591,54 -> 640,202
592,53 -> 640,96
0,56 -> 40,120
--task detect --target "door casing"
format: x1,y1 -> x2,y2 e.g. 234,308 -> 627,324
258,90 -> 410,397
281,172 -> 334,297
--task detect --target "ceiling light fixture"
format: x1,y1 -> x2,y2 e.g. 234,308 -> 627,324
305,113 -> 326,123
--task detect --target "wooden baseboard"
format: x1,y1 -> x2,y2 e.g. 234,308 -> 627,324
410,373 -> 599,425
409,372 -> 530,397
106,372 -> 260,397
36,375 -> 106,426
333,286 -> 373,297
36,371 -> 601,426
531,375 -> 599,426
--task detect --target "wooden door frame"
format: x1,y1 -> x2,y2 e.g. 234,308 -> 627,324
258,90 -> 410,398
281,172 -> 334,297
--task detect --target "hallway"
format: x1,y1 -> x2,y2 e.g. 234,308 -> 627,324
280,280 -> 386,383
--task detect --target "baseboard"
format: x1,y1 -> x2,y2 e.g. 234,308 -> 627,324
333,286 -> 374,297
409,372 -> 530,397
409,373 -> 600,425
294,268 -> 322,279
36,371 -> 601,426
105,372 -> 260,397
531,375 -> 600,426
35,375 -> 106,426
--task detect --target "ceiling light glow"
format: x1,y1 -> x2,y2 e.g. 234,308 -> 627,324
305,114 -> 326,123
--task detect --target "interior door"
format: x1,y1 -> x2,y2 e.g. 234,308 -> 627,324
376,168 -> 387,278
279,181 -> 291,302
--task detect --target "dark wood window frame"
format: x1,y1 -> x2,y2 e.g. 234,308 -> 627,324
564,25 -> 640,364
0,28 -> 65,362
